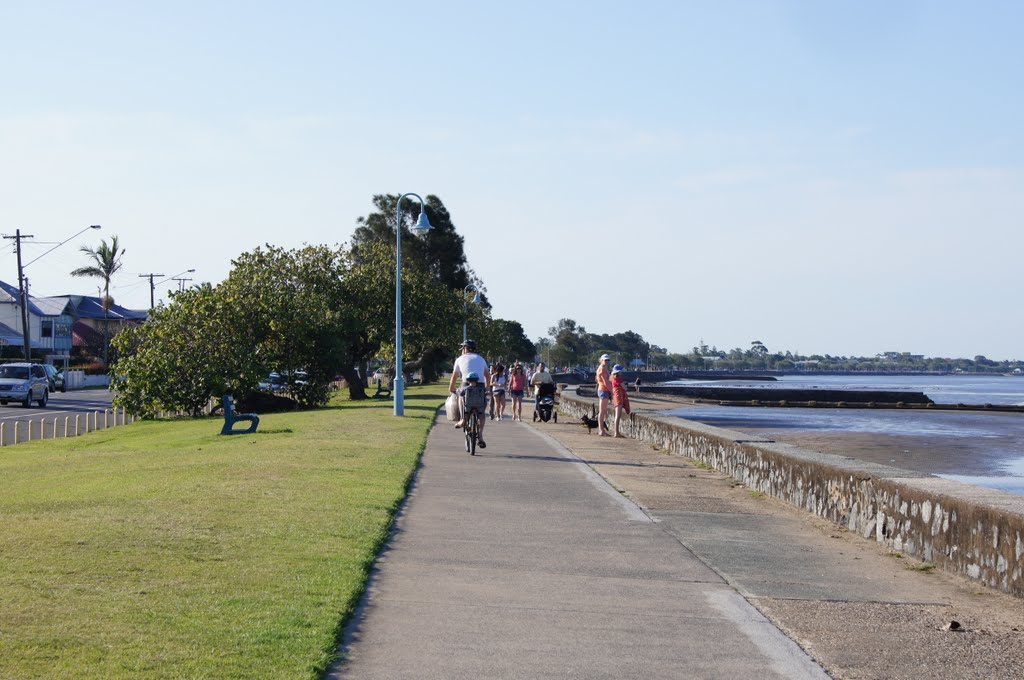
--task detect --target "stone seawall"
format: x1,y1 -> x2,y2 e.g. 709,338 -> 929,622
559,389 -> 1024,598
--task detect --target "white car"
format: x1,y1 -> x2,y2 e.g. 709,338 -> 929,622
0,363 -> 50,407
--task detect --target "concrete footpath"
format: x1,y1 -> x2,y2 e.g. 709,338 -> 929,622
331,405 -> 1024,679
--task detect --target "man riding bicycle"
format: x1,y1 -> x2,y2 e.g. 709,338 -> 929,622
448,339 -> 490,448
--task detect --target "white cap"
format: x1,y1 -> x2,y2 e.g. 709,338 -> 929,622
599,354 -> 611,361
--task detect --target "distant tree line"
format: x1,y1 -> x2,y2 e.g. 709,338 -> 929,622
110,194 -> 534,417
537,319 -> 1023,375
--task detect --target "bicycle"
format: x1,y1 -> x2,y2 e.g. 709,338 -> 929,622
460,382 -> 488,455
464,406 -> 480,455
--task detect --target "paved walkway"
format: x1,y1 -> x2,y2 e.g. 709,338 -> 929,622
331,413 -> 828,679
332,396 -> 1024,678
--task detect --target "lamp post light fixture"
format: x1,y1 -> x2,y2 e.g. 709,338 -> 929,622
393,193 -> 433,416
462,283 -> 481,344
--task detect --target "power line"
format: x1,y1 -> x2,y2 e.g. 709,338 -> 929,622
138,273 -> 165,310
2,230 -> 34,358
171,276 -> 193,292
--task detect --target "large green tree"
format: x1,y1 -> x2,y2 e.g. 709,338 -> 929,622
548,318 -> 590,367
477,318 -> 535,366
111,245 -> 352,415
111,284 -> 241,417
217,244 -> 351,406
349,194 -> 483,385
351,194 -> 477,292
338,239 -> 462,398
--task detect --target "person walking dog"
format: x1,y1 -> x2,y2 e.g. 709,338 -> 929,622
595,354 -> 612,436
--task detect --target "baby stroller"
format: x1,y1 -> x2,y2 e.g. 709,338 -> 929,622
533,383 -> 558,423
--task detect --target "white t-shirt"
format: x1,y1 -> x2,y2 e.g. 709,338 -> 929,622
453,353 -> 489,384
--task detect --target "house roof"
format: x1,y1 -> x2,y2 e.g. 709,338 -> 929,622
34,297 -> 73,316
0,281 -> 148,322
0,280 -> 46,316
51,295 -> 149,322
0,320 -> 25,346
0,320 -> 40,348
72,320 -> 103,346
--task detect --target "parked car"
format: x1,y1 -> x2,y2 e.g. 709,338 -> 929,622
0,363 -> 50,407
258,370 -> 308,392
42,364 -> 67,393
258,372 -> 286,392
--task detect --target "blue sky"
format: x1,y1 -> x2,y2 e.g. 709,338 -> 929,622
2,1 -> 1022,359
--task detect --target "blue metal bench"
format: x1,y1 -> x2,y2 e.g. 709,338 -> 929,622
220,394 -> 259,435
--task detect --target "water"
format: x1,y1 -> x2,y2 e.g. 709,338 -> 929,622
668,374 -> 1024,405
662,374 -> 1024,496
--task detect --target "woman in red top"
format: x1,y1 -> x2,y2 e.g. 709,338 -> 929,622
507,361 -> 528,422
611,364 -> 631,437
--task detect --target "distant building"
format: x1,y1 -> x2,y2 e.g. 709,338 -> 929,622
0,280 -> 74,355
0,281 -> 147,359
881,351 -> 925,361
43,294 -> 148,356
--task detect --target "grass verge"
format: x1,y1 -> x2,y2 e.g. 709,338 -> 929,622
0,385 -> 446,678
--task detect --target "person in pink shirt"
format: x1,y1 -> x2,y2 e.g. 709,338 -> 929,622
507,361 -> 529,422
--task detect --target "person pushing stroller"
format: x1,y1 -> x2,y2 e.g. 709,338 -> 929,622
530,362 -> 557,422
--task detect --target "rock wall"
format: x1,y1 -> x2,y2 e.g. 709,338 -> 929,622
559,390 -> 1024,598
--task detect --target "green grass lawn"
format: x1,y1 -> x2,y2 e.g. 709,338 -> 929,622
0,385 -> 446,678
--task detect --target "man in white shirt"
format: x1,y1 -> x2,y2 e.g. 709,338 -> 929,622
448,339 -> 490,443
530,362 -> 553,396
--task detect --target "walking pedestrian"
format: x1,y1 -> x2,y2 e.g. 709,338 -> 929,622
491,364 -> 508,420
508,362 -> 528,421
596,354 -> 612,436
612,364 -> 631,437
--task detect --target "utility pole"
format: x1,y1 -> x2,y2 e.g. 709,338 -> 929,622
139,273 -> 165,310
3,229 -> 35,359
171,276 -> 192,292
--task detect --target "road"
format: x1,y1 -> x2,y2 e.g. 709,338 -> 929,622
0,389 -> 117,444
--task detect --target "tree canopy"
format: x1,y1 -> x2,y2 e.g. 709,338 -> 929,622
110,193 -> 542,414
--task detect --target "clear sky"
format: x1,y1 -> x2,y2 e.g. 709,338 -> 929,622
2,1 -> 1021,359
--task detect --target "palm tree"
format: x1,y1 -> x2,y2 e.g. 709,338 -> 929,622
71,236 -> 125,366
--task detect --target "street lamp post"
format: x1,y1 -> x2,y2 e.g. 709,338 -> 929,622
393,193 -> 433,416
462,283 -> 481,344
5,224 -> 101,359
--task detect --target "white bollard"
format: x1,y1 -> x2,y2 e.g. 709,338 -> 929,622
75,414 -> 81,435
64,416 -> 70,438
14,422 -> 20,444
93,411 -> 98,431
0,422 -> 5,446
52,417 -> 58,440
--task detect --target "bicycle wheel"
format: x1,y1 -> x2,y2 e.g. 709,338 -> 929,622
468,411 -> 477,455
464,411 -> 472,452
